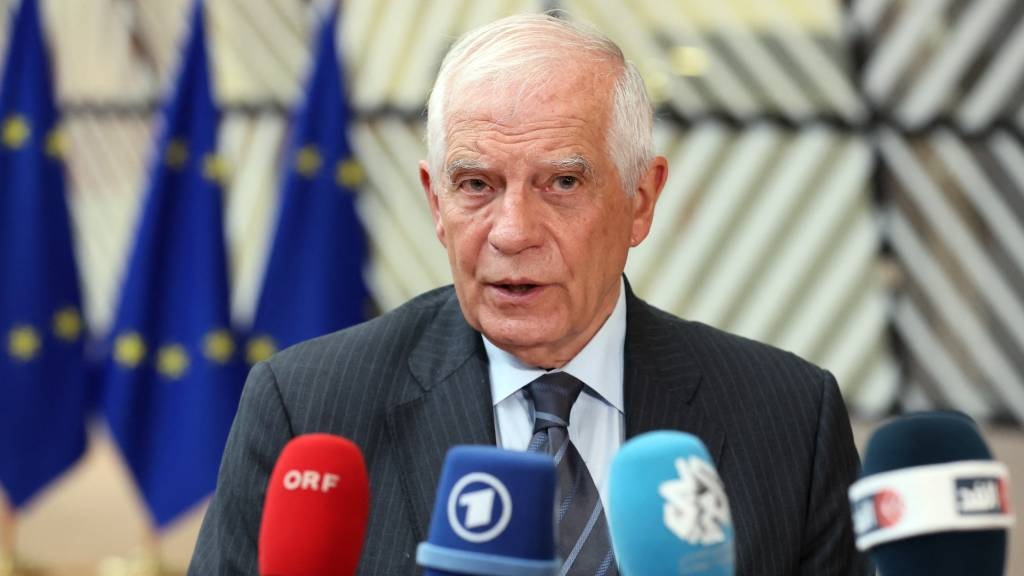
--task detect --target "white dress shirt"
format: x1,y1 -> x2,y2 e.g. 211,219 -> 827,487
483,279 -> 626,505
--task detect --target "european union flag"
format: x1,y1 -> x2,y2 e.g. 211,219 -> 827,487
0,0 -> 89,508
247,4 -> 368,364
102,1 -> 244,528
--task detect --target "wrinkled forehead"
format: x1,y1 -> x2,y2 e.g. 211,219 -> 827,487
440,37 -> 614,99
442,84 -> 613,168
442,61 -> 617,138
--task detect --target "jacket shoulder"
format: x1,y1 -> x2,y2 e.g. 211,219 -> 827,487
267,285 -> 453,370
632,295 -> 832,391
254,286 -> 455,427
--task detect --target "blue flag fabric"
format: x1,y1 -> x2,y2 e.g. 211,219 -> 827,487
0,0 -> 89,508
102,1 -> 244,528
247,5 -> 368,364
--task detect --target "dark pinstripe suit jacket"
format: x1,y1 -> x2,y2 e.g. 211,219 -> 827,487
190,284 -> 869,575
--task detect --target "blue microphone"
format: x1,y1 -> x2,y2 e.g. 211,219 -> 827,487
849,411 -> 1014,575
608,431 -> 734,576
416,445 -> 560,575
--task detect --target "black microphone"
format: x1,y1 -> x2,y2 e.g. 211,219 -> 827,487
849,411 -> 1014,575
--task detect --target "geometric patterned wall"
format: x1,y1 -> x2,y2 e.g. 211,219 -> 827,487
2,0 -> 1022,423
855,0 -> 1024,422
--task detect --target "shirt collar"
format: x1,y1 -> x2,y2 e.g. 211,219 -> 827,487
483,278 -> 626,412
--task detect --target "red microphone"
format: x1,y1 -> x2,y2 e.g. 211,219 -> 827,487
258,434 -> 370,576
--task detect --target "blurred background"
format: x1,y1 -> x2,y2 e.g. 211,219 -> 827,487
1,0 -> 1023,573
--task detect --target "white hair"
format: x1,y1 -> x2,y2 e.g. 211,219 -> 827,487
425,13 -> 653,195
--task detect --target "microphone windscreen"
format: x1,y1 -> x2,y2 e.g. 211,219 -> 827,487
851,411 -> 1013,576
608,430 -> 734,576
416,445 -> 559,576
259,433 -> 370,576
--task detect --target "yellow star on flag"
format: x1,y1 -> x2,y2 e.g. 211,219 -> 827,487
246,335 -> 278,365
114,332 -> 147,368
295,146 -> 322,177
165,139 -> 189,169
203,153 -> 228,184
204,329 -> 235,363
45,127 -> 67,158
8,325 -> 41,361
336,158 -> 364,189
156,344 -> 190,379
53,307 -> 82,342
2,115 -> 31,149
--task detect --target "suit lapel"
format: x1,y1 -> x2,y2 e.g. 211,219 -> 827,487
623,284 -> 726,465
383,283 -> 728,539
384,291 -> 495,540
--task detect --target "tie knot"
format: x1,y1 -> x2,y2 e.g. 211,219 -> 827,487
525,372 -> 584,433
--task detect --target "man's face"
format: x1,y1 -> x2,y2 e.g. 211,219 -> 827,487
421,64 -> 666,367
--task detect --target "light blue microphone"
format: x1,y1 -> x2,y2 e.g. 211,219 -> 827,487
608,431 -> 735,576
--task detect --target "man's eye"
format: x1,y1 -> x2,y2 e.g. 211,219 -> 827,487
554,175 -> 579,190
459,179 -> 490,193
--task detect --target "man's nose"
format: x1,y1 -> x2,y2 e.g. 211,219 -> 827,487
488,185 -> 544,255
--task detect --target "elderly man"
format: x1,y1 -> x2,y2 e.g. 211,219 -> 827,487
190,13 -> 868,576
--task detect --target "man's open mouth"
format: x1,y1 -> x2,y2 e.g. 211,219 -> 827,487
495,283 -> 540,294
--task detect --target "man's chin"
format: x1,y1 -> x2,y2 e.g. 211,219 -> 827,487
481,328 -> 552,350
477,319 -> 571,367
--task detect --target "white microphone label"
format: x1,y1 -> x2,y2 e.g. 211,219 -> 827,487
447,472 -> 513,543
659,456 -> 732,546
282,469 -> 340,493
849,460 -> 1014,551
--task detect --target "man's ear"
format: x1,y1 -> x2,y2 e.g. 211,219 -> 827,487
629,155 -> 669,247
420,160 -> 446,247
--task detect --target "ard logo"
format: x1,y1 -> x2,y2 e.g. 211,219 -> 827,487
447,472 -> 513,543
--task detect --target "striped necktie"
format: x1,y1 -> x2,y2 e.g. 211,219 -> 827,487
526,372 -> 617,576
